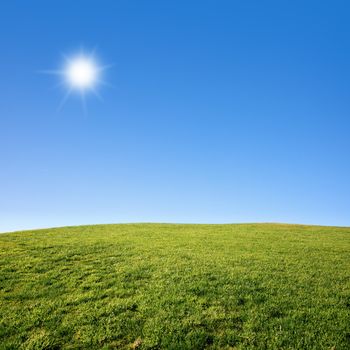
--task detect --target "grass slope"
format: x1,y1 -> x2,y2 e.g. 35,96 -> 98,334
0,223 -> 349,350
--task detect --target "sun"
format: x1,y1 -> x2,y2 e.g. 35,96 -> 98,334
43,48 -> 110,111
65,55 -> 99,91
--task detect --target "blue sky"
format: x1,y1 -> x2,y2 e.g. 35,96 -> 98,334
1,0 -> 350,232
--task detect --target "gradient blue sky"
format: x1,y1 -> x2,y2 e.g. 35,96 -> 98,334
1,0 -> 350,232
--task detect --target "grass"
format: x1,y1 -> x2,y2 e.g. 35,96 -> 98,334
0,223 -> 349,349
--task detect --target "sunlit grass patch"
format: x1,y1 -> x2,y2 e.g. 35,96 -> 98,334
0,223 -> 349,349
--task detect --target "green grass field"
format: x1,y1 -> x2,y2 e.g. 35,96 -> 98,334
0,223 -> 349,349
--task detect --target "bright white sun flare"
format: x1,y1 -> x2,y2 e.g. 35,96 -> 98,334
43,49 -> 110,111
65,56 -> 99,90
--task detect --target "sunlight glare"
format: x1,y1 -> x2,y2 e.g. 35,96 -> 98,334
65,55 -> 99,90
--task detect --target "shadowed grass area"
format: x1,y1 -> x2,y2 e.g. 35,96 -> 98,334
0,223 -> 349,349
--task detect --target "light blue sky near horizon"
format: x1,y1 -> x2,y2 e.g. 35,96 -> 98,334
1,0 -> 350,232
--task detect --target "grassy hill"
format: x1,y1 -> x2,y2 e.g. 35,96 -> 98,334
0,223 -> 349,349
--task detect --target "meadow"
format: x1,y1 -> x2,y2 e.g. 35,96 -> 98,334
0,223 -> 349,349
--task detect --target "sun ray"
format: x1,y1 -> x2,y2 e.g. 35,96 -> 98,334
91,87 -> 103,102
80,91 -> 87,116
57,88 -> 72,112
38,69 -> 63,75
97,63 -> 114,72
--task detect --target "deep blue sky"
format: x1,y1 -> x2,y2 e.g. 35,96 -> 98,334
1,0 -> 350,231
